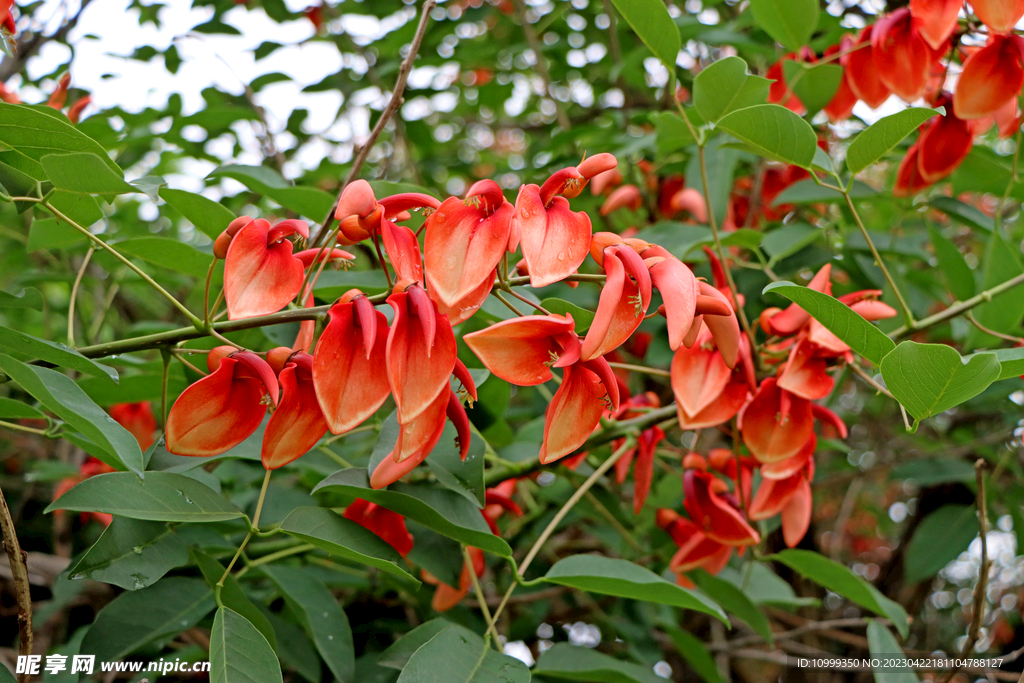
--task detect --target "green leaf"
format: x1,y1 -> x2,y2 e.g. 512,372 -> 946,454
378,619 -> 479,671
690,570 -> 772,643
0,355 -> 142,474
781,61 -> 842,118
266,186 -> 335,220
664,627 -> 725,683
762,223 -> 821,264
762,282 -> 896,365
904,505 -> 980,583
652,110 -> 699,154
193,549 -> 277,649
693,56 -> 771,123
0,287 -> 43,310
990,346 -> 1024,380
927,226 -> 975,301
749,0 -> 819,51
210,608 -> 283,683
0,397 -> 45,420
543,555 -> 727,621
845,108 -> 940,175
426,424 -> 486,508
49,190 -> 104,228
263,565 -> 354,683
721,228 -> 764,251
539,298 -> 596,333
207,164 -> 289,194
279,506 -> 419,583
867,621 -> 919,683
880,342 -> 1000,421
716,105 -> 817,169
0,103 -> 122,179
396,629 -> 530,683
927,196 -> 994,234
772,549 -> 909,637
608,0 -> 681,71
717,562 -> 819,608
889,458 -> 976,486
159,187 -> 236,240
313,468 -> 512,557
79,577 -> 214,661
40,153 -> 136,196
27,217 -> 86,251
972,231 -> 1024,342
66,518 -> 189,590
114,236 -> 212,278
534,643 -> 663,683
0,327 -> 117,381
46,471 -> 245,522
773,178 -> 878,205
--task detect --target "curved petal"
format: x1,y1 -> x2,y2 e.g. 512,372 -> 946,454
369,389 -> 449,488
918,113 -> 974,182
539,363 -> 609,464
893,142 -> 932,197
872,9 -> 937,102
262,355 -> 329,469
671,331 -> 732,418
972,0 -> 1024,33
697,283 -> 740,368
649,256 -> 698,350
313,300 -> 391,434
581,246 -> 651,361
386,289 -> 457,425
953,36 -> 1024,120
845,28 -> 892,108
224,219 -> 304,319
675,377 -> 749,429
910,0 -> 961,49
381,220 -> 424,285
463,314 -> 576,385
432,268 -> 495,325
599,185 -> 643,215
684,470 -> 760,546
748,471 -> 804,520
165,357 -> 268,457
518,187 -> 592,288
777,338 -> 835,400
343,499 -> 414,557
740,378 -> 814,463
781,477 -> 813,547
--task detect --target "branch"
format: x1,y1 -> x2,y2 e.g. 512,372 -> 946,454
310,0 -> 436,247
0,0 -> 96,82
0,486 -> 33,681
889,271 -> 1024,339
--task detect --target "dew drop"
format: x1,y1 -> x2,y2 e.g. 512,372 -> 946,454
132,546 -> 143,555
557,252 -> 566,261
183,496 -> 193,504
327,635 -> 334,641
69,573 -> 85,580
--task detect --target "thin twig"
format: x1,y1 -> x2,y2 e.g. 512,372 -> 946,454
67,246 -> 94,347
890,271 -> 1024,338
0,486 -> 33,682
463,546 -> 502,650
843,192 -> 914,327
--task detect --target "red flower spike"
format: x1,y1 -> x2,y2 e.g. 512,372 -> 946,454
313,292 -> 391,435
464,314 -> 580,385
972,0 -> 1024,33
165,352 -> 278,457
671,329 -> 733,420
539,361 -> 615,464
381,219 -> 424,285
581,245 -> 652,361
262,353 -> 328,469
378,192 -> 442,219
47,74 -> 71,109
108,402 -> 157,451
910,0 -> 962,50
335,179 -> 377,222
516,184 -> 592,288
68,96 -> 91,124
749,469 -> 807,521
599,185 -> 643,215
370,390 -> 451,489
893,142 -> 932,197
696,282 -> 740,369
576,152 -> 619,180
823,64 -> 858,122
630,425 -> 664,514
386,285 -> 457,425
224,218 -> 306,319
917,108 -> 973,183
740,378 -> 814,463
432,268 -> 495,325
872,9 -> 941,102
344,499 -> 414,557
683,470 -> 760,546
844,28 -> 892,108
647,255 -> 699,351
0,0 -> 15,37
424,181 -> 514,307
765,263 -> 832,336
781,477 -> 812,547
669,187 -> 709,222
447,391 -> 472,461
777,338 -> 835,400
953,36 -> 1024,120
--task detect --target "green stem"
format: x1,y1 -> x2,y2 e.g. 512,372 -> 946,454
218,469 -> 272,586
463,545 -> 502,650
888,271 -> 1024,338
160,348 -> 171,427
203,258 -> 218,325
67,246 -> 94,347
842,192 -> 914,327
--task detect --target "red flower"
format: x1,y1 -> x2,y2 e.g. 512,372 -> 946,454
344,499 -> 414,557
893,142 -> 932,197
464,313 -> 581,385
262,349 -> 328,470
971,0 -> 1024,33
684,469 -> 760,546
657,509 -> 732,586
749,459 -> 815,548
540,358 -> 619,464
108,402 -> 157,452
844,27 -> 892,108
739,378 -> 814,463
917,95 -> 973,183
671,326 -> 751,430
953,35 -> 1024,120
872,9 -> 943,102
909,0 -> 961,50
581,241 -> 652,361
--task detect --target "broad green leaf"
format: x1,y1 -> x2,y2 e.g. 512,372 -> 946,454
652,110 -> 698,153
0,355 -> 142,474
210,608 -> 283,683
686,136 -> 739,226
79,370 -> 188,407
313,468 -> 512,557
991,346 -> 1024,380
543,555 -> 726,621
880,342 -> 1000,420
426,424 -> 486,508
0,287 -> 43,310
114,236 -> 211,278
781,61 -> 842,118
693,56 -> 771,123
266,186 -> 335,220
377,619 -> 479,671
263,565 -> 354,683
396,629 -> 530,683
867,621 -> 919,683
845,108 -> 940,175
27,217 -> 86,251
972,231 -> 1024,342
772,549 -> 909,637
540,298 -> 596,333
762,282 -> 896,365
0,327 -> 117,381
716,105 -> 817,169
405,521 -> 463,588
0,103 -> 122,179
690,570 -> 772,643
762,223 -> 821,264
0,397 -> 45,420
717,562 -> 820,609
79,577 -> 214,661
193,549 -> 277,649
927,226 -> 975,301
40,153 -> 136,196
927,196 -> 994,234
49,190 -> 104,228
279,506 -> 419,583
664,627 -> 725,683
46,471 -> 245,522
721,228 -> 764,251
207,164 -> 289,194
889,458 -> 976,486
608,0 -> 681,71
534,643 -> 663,683
904,505 -> 979,583
749,0 -> 819,51
159,187 -> 236,240
773,178 -> 878,205
265,611 -> 321,683
66,518 -> 188,590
